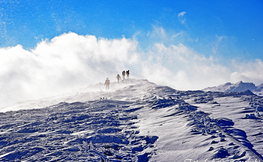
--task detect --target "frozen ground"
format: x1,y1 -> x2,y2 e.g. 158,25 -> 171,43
0,79 -> 263,161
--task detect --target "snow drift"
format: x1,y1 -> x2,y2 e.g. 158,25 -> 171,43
0,79 -> 262,161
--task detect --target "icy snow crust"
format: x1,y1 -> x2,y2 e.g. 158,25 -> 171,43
0,79 -> 263,161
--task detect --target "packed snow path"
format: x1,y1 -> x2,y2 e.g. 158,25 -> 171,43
0,79 -> 263,161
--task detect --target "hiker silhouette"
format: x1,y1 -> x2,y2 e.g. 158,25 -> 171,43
126,70 -> 130,79
122,71 -> 125,80
104,78 -> 110,90
116,74 -> 121,83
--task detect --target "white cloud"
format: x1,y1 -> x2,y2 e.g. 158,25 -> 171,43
140,42 -> 263,90
150,26 -> 166,38
141,43 -> 231,90
212,35 -> 228,54
230,59 -> 263,85
0,32 -> 139,107
1,32 -> 263,107
178,11 -> 186,24
171,32 -> 183,38
178,11 -> 186,17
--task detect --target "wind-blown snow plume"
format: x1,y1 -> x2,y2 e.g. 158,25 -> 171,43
141,42 -> 263,90
0,32 -> 262,107
0,32 -> 139,107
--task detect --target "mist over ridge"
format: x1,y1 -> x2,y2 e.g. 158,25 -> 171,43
1,32 -> 263,107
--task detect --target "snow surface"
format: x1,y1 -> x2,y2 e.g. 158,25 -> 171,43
203,81 -> 263,96
0,79 -> 263,161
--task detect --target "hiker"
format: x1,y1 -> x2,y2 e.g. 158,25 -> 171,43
104,78 -> 110,90
122,71 -> 125,80
126,70 -> 130,79
116,74 -> 121,83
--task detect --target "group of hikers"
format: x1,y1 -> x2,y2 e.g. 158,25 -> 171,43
104,70 -> 129,90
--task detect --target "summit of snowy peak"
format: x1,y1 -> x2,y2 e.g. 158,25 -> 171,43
202,82 -> 233,92
84,79 -> 152,92
0,79 -> 158,112
203,81 -> 257,93
226,81 -> 256,92
224,82 -> 232,86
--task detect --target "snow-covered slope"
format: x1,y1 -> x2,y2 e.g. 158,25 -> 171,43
203,81 -> 263,96
254,83 -> 263,96
0,79 -> 263,161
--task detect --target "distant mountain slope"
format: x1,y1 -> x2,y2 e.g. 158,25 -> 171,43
203,81 -> 263,96
254,83 -> 263,93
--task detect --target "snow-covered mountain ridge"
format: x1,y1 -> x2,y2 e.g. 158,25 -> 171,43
0,79 -> 263,161
203,81 -> 263,96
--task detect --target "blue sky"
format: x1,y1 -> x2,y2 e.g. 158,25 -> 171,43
0,0 -> 263,106
1,0 -> 262,60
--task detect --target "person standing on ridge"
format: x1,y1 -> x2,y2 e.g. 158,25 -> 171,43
126,70 -> 130,79
116,74 -> 121,83
105,78 -> 110,90
122,71 -> 125,80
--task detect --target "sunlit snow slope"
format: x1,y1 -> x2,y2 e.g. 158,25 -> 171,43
203,81 -> 263,96
0,79 -> 263,161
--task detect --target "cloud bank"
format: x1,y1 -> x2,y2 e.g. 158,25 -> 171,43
1,32 -> 263,107
0,33 -> 139,107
